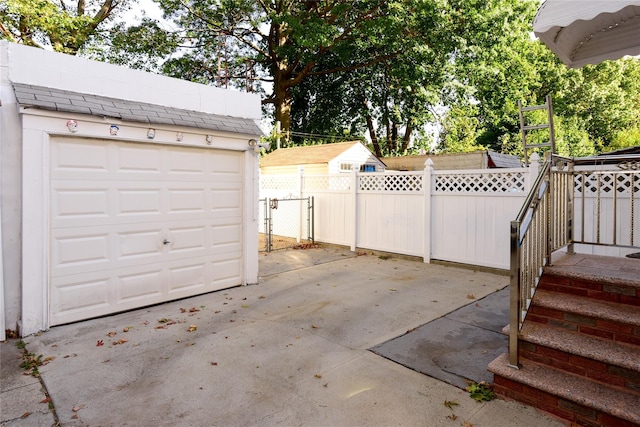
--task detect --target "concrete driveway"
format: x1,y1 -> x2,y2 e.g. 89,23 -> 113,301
3,246 -> 563,426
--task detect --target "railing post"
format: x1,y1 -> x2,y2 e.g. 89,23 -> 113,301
508,219 -> 522,369
545,152 -> 553,265
423,159 -> 434,263
567,160 -> 575,254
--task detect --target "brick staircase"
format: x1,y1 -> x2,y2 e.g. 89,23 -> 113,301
489,254 -> 640,427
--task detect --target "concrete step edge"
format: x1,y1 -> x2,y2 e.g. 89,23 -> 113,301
489,353 -> 640,425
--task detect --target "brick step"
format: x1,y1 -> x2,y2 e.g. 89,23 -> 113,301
489,353 -> 640,427
540,255 -> 640,307
527,289 -> 640,347
518,321 -> 640,395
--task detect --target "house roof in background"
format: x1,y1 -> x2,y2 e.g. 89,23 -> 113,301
487,151 -> 523,168
12,83 -> 263,136
382,150 -> 522,171
260,141 -> 365,167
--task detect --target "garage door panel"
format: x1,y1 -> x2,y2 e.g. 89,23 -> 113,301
211,257 -> 243,285
118,189 -> 162,216
168,188 -> 207,213
118,229 -> 165,259
51,140 -> 110,175
168,263 -> 206,293
50,275 -> 111,320
52,188 -> 110,221
53,233 -> 111,269
167,226 -> 207,253
116,145 -> 162,174
118,270 -> 164,302
50,138 -> 244,325
211,151 -> 243,173
167,150 -> 208,175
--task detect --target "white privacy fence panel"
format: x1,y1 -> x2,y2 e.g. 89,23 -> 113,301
431,169 -> 529,269
260,164 -> 535,269
301,174 -> 353,247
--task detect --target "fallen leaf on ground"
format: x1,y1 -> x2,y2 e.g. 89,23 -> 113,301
123,327 -> 131,332
211,362 -> 218,366
21,412 -> 31,418
72,405 -> 85,412
311,324 -> 318,329
461,422 -> 473,427
96,340 -> 104,346
446,414 -> 458,421
314,374 -> 322,379
112,339 -> 128,345
259,295 -> 266,299
466,294 -> 476,299
188,325 -> 197,332
107,331 -> 117,337
40,397 -> 52,404
444,400 -> 459,410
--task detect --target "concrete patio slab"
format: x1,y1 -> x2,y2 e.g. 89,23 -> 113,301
2,246 -> 563,426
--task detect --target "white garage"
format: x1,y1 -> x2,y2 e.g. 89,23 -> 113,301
49,138 -> 245,325
0,42 -> 263,337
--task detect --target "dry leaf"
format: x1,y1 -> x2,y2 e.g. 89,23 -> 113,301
107,331 -> 117,337
444,400 -> 459,410
40,397 -> 52,404
123,327 -> 131,332
96,340 -> 104,347
446,414 -> 458,421
314,374 -> 322,379
211,362 -> 218,366
466,294 -> 476,299
188,325 -> 197,332
461,422 -> 473,427
21,412 -> 31,418
311,324 -> 318,329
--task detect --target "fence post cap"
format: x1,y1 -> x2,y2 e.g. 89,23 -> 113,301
530,153 -> 540,163
424,158 -> 434,169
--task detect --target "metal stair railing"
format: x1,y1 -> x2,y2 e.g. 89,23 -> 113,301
508,152 -> 640,368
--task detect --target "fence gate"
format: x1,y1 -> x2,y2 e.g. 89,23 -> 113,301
259,197 -> 314,252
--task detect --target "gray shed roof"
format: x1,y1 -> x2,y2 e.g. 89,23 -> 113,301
12,83 -> 263,136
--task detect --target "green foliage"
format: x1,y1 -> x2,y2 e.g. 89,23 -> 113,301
610,126 -> 640,151
0,0 -> 132,54
466,381 -> 496,402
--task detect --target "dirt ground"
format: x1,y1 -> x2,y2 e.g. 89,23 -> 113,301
258,233 -> 314,251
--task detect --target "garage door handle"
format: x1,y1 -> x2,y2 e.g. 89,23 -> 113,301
163,239 -> 171,245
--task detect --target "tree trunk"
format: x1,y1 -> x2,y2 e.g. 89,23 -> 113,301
401,121 -> 413,154
362,98 -> 382,157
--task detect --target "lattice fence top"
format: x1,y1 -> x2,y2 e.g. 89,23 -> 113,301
260,174 -> 298,190
303,174 -> 351,191
573,170 -> 640,195
359,173 -> 423,192
434,171 -> 526,193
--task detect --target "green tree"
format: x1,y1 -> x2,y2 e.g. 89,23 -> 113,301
289,0 -> 454,157
150,0 -> 416,138
0,0 -> 131,54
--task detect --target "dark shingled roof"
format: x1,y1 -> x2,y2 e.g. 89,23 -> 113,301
12,83 -> 262,136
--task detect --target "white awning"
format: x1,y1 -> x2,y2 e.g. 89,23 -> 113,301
533,0 -> 640,68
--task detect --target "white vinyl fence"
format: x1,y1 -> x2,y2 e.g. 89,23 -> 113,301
260,160 -> 540,270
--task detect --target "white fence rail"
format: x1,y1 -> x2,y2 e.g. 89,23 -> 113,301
259,157 -> 639,270
260,161 -> 537,270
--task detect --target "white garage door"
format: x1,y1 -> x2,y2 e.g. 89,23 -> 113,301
49,137 -> 244,325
